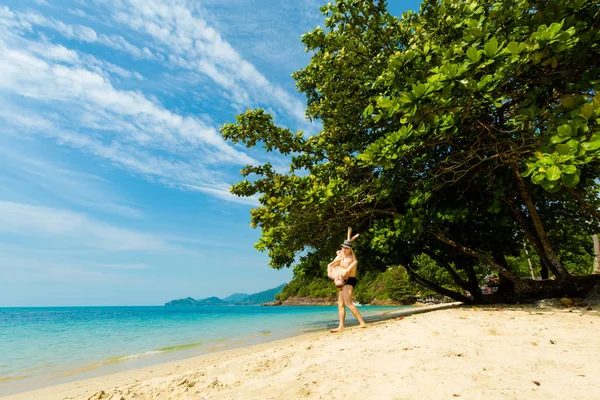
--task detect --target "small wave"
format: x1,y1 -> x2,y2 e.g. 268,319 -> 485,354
105,350 -> 165,363
104,341 -> 205,364
155,341 -> 204,352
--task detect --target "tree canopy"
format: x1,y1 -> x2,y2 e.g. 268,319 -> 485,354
221,0 -> 600,303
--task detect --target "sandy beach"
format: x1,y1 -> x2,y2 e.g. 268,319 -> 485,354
5,304 -> 600,400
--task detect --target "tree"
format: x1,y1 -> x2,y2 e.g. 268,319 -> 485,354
221,0 -> 600,303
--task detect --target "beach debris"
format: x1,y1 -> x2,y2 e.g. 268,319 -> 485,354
532,380 -> 541,386
305,345 -> 312,350
549,339 -> 556,344
535,298 -> 561,309
87,391 -> 106,400
559,297 -> 574,307
453,394 -> 461,397
178,378 -> 195,388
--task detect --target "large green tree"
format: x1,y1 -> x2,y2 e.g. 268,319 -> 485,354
221,0 -> 600,303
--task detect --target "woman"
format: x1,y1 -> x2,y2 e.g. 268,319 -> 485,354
327,229 -> 366,332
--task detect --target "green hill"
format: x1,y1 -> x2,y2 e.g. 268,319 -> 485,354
222,293 -> 249,302
164,284 -> 286,306
164,297 -> 201,306
196,296 -> 229,306
233,284 -> 286,305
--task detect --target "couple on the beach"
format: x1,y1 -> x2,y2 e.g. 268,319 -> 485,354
327,227 -> 367,332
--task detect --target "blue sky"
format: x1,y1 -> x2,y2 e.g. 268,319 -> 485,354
0,0 -> 420,306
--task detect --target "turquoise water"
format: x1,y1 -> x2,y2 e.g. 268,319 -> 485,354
0,305 -> 408,395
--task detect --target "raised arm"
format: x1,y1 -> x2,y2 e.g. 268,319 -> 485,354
340,259 -> 357,279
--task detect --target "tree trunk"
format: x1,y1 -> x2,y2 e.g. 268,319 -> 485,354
540,259 -> 550,280
509,163 -> 570,281
504,198 -> 557,278
426,252 -> 476,294
430,231 -> 534,293
405,264 -> 473,303
463,263 -> 483,300
594,234 -> 600,274
492,250 -> 516,294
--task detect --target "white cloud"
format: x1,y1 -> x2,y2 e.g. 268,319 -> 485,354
0,42 -> 251,161
108,0 -> 309,128
0,4 -> 299,205
0,33 -> 257,202
182,183 -> 260,206
0,254 -> 150,285
6,8 -> 160,60
0,200 -> 169,251
0,143 -> 142,218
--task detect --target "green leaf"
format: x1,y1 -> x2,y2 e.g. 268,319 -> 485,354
581,103 -> 594,120
562,171 -> 580,188
466,46 -> 481,63
522,164 -> 535,177
561,164 -> 577,174
544,165 -> 561,181
541,179 -> 561,192
582,137 -> 600,151
471,28 -> 484,37
484,37 -> 499,57
506,41 -> 520,55
557,124 -> 573,137
555,143 -> 571,154
550,135 -> 570,144
377,96 -> 392,109
561,95 -> 576,109
532,172 -> 546,184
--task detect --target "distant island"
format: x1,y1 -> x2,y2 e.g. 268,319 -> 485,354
165,284 -> 286,306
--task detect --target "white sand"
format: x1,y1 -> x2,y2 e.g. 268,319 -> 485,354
4,305 -> 600,400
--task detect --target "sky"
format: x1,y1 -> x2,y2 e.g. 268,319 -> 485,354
0,0 -> 421,306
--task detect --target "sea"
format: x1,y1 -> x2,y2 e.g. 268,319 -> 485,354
0,305 -> 409,395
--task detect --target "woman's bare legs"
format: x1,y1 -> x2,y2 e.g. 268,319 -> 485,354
330,289 -> 346,332
342,285 -> 366,327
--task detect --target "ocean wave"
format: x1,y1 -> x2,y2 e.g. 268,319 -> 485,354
105,341 -> 206,363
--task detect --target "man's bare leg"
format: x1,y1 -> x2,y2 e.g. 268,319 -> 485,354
330,290 -> 345,332
343,286 -> 366,327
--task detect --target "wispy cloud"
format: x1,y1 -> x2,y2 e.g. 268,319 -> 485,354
0,254 -> 150,284
106,0 -> 310,127
0,13 -> 258,201
0,200 -> 172,251
5,7 -> 161,60
0,143 -> 142,218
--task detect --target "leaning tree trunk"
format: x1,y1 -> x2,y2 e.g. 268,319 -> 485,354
509,163 -> 570,282
404,264 -> 473,304
493,250 -> 516,294
504,198 -> 557,279
426,252 -> 479,296
594,234 -> 600,274
430,231 -> 535,294
463,263 -> 483,300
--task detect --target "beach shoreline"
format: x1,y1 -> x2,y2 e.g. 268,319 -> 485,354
4,303 -> 599,399
0,304 -> 446,397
